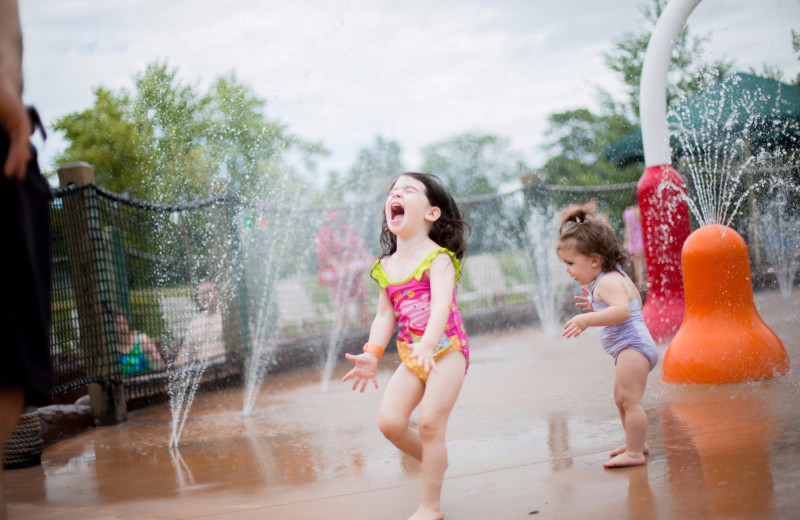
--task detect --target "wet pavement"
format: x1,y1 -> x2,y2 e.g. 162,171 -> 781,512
5,289 -> 800,519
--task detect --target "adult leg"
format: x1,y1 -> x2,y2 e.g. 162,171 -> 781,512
606,349 -> 650,468
0,387 -> 24,520
378,364 -> 425,460
0,388 -> 24,444
412,352 -> 466,519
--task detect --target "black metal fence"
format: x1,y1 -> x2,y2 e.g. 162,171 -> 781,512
48,165 -> 644,424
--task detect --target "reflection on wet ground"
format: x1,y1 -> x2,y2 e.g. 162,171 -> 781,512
4,290 -> 800,519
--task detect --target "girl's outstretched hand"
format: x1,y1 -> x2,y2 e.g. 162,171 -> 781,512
562,315 -> 589,338
342,352 -> 379,393
409,342 -> 437,376
575,287 -> 593,312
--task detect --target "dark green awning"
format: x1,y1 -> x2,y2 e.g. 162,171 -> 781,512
605,72 -> 800,167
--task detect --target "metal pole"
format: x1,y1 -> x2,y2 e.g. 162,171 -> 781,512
637,0 -> 699,343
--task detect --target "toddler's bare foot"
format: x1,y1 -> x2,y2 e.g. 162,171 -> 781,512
610,443 -> 649,457
604,451 -> 646,468
408,504 -> 444,520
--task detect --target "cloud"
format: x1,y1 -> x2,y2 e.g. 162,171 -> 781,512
19,0 -> 800,180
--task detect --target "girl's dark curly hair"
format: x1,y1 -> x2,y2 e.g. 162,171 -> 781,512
557,203 -> 628,271
378,172 -> 470,261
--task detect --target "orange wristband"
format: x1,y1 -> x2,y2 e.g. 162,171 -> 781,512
363,343 -> 384,358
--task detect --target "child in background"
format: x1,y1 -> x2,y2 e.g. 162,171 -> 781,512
557,203 -> 658,468
114,312 -> 164,375
343,172 -> 470,520
623,196 -> 646,290
315,210 -> 373,326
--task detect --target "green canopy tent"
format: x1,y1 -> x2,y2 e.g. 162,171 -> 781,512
605,72 -> 800,167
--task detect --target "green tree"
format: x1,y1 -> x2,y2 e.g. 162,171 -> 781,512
794,29 -> 800,86
127,62 -> 217,201
420,132 -> 527,198
54,87 -> 156,198
753,29 -> 800,86
206,73 -> 327,200
418,132 -> 530,254
541,102 -> 640,186
605,0 -> 731,120
540,0 -> 732,187
344,136 -> 405,200
54,61 -> 325,202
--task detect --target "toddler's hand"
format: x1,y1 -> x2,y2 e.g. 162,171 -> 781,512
562,315 -> 588,338
409,342 -> 437,376
575,287 -> 593,312
342,352 -> 379,393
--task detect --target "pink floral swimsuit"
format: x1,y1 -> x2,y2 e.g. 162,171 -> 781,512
371,247 -> 470,382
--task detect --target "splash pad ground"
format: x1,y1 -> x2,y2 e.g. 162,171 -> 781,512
5,289 -> 800,520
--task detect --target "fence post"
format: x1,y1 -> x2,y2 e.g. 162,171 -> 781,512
57,162 -> 127,426
223,197 -> 251,378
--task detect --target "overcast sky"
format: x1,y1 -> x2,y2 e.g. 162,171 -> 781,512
19,0 -> 800,181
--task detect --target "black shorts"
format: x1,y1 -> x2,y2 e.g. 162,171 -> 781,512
0,128 -> 53,406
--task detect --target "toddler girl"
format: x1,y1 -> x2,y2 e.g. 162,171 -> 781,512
557,203 -> 658,468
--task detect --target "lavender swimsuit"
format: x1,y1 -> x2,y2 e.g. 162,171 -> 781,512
589,265 -> 658,371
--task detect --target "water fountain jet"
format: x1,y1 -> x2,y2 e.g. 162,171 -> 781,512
525,204 -> 568,337
752,175 -> 800,299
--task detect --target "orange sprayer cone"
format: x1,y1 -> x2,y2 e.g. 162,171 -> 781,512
662,224 -> 790,384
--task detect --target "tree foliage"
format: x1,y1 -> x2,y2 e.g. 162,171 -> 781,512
420,132 -> 527,198
605,0 -> 732,120
540,103 -> 642,186
344,136 -> 405,200
55,87 -> 156,198
794,29 -> 800,86
54,62 -> 325,202
755,29 -> 800,86
539,0 -> 733,187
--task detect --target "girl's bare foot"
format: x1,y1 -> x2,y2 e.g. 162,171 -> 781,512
604,451 -> 646,468
610,443 -> 649,457
408,504 -> 444,520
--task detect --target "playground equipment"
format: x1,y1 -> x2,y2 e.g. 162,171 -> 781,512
637,0 -> 696,343
639,0 -> 790,382
661,225 -> 789,383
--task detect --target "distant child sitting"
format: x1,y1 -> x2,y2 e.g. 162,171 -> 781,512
114,312 -> 163,375
342,172 -> 470,520
557,203 -> 658,468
